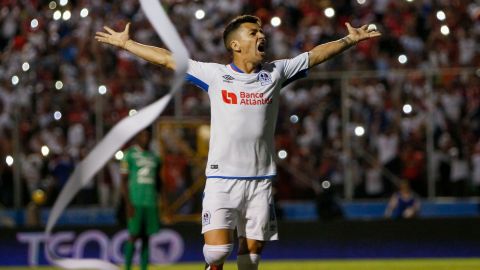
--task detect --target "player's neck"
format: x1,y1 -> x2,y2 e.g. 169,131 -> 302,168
231,57 -> 261,74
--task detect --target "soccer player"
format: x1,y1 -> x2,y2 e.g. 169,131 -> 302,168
96,15 -> 380,270
120,129 -> 162,270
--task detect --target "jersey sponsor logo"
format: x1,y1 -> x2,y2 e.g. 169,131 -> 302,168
210,164 -> 219,169
222,74 -> 235,83
258,71 -> 272,86
202,210 -> 211,226
222,89 -> 272,106
222,90 -> 238,104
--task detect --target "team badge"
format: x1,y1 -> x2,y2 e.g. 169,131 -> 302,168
202,210 -> 211,226
258,71 -> 272,86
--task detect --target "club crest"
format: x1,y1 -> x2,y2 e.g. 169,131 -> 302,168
258,71 -> 272,86
202,210 -> 211,225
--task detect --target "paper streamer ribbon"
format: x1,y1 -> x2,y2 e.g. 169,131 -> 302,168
44,0 -> 189,269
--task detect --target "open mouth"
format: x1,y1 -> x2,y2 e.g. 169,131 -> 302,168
257,42 -> 266,53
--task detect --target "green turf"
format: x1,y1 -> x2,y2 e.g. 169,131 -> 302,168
1,259 -> 480,270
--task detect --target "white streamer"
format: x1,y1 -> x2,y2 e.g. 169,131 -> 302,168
44,0 -> 189,269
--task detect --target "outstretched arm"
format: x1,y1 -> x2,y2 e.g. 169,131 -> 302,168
308,22 -> 381,68
95,23 -> 176,70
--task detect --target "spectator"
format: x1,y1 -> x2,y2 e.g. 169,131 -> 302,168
385,180 -> 421,219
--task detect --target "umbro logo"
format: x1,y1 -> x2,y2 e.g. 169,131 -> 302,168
222,75 -> 235,83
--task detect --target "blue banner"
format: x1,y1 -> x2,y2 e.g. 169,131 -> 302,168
1,219 -> 479,266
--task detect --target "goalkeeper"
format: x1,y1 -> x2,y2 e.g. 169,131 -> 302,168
120,128 -> 162,270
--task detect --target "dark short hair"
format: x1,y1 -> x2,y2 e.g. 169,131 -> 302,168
223,15 -> 261,51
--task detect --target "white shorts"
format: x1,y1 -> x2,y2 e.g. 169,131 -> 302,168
201,178 -> 278,241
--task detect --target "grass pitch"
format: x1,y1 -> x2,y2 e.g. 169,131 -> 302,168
1,258 -> 480,270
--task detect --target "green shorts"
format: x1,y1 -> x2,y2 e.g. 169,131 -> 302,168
127,205 -> 160,236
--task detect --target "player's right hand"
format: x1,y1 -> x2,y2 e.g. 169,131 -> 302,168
95,23 -> 131,49
126,202 -> 135,218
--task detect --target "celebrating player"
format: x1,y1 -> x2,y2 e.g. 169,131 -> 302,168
120,129 -> 162,270
96,15 -> 380,270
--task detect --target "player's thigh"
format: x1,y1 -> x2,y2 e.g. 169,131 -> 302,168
201,178 -> 243,233
239,179 -> 278,241
204,228 -> 235,245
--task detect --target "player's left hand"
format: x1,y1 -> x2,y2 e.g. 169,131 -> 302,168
345,22 -> 381,44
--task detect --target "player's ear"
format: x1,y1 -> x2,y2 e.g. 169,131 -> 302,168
230,40 -> 241,52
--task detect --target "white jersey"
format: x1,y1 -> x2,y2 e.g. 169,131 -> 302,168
186,52 -> 310,179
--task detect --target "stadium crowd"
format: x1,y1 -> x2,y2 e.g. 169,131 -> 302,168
0,0 -> 479,211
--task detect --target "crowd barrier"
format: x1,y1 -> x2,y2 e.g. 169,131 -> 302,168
1,218 -> 479,266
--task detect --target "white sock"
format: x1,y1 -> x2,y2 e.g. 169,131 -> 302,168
237,254 -> 260,270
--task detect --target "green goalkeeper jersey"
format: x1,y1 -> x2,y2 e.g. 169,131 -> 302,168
121,145 -> 161,207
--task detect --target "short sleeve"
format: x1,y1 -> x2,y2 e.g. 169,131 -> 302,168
185,60 -> 211,92
273,52 -> 310,87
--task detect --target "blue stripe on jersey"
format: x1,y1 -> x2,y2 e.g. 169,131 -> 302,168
281,69 -> 308,88
229,63 -> 245,73
185,73 -> 209,91
206,175 -> 276,180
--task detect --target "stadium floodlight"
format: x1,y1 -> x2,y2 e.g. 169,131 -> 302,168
5,155 -> 13,167
59,0 -> 68,6
289,114 -> 299,124
11,75 -> 19,86
22,62 -> 30,72
55,80 -> 63,90
398,54 -> 408,64
129,109 -> 137,116
115,151 -> 124,160
403,104 -> 413,114
440,25 -> 450,36
270,16 -> 282,27
321,180 -> 331,189
80,8 -> 89,18
278,150 -> 288,159
437,10 -> 446,21
49,1 -> 57,9
406,0 -> 414,2
354,126 -> 365,137
53,10 -> 61,21
195,9 -> 205,20
98,85 -> 107,95
30,19 -> 39,29
54,111 -> 62,121
62,10 -> 71,21
324,7 -> 335,18
357,0 -> 367,5
41,145 -> 50,157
